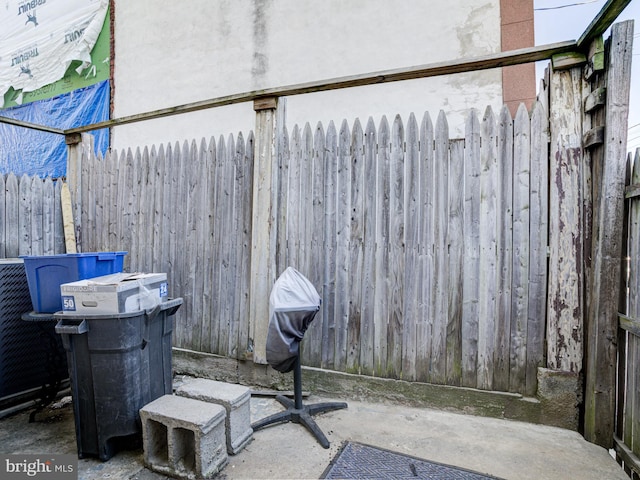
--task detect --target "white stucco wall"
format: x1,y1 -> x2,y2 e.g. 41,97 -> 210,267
112,0 -> 502,150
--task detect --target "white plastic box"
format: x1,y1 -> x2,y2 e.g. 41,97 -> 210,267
60,272 -> 168,314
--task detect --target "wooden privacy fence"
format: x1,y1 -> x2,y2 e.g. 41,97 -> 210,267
79,135 -> 255,360
0,173 -> 65,258
74,101 -> 549,397
273,104 -> 548,395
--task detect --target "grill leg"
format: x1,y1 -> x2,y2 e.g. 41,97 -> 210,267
251,356 -> 347,449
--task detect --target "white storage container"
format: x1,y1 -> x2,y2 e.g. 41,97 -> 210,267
60,272 -> 168,314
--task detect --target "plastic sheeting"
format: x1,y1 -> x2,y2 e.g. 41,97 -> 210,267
0,0 -> 109,107
0,80 -> 109,178
266,267 -> 321,373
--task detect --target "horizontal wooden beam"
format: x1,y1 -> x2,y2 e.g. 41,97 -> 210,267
619,313 -> 640,336
614,435 -> 640,477
0,115 -> 65,135
577,0 -> 632,48
624,184 -> 640,199
64,40 -> 577,135
551,51 -> 587,70
583,126 -> 605,149
584,87 -> 606,113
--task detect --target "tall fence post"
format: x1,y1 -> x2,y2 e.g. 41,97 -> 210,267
65,132 -> 92,253
249,96 -> 280,364
584,20 -> 634,448
547,63 -> 586,375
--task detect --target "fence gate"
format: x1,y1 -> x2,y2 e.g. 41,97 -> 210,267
616,148 -> 640,478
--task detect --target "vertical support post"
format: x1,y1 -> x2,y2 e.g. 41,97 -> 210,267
547,64 -> 586,374
584,20 -> 634,448
65,132 -> 92,253
249,96 -> 279,364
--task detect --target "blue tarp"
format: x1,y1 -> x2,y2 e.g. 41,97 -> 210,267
0,80 -> 109,178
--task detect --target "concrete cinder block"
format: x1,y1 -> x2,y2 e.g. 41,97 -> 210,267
176,378 -> 253,455
140,395 -> 227,480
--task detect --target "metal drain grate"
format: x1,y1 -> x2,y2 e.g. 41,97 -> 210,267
322,442 -> 502,480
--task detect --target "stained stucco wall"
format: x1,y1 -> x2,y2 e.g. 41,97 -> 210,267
112,0 -> 502,150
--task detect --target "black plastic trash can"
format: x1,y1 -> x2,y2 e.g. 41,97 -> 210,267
54,298 -> 182,461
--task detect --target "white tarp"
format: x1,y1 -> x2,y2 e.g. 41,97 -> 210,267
0,0 -> 108,107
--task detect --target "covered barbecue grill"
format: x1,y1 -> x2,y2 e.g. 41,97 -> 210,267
253,267 -> 347,448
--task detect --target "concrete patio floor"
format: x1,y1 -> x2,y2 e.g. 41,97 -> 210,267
0,386 -> 628,480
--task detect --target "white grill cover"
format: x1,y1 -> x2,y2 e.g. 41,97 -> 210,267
266,267 -> 320,373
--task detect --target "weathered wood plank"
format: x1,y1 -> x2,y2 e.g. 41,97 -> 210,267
307,123 -> 325,366
462,110 -> 481,389
0,175 -> 4,258
66,40 -> 578,136
102,151 -> 115,253
447,138 -> 464,386
53,176 -> 64,254
430,111 -> 449,384
478,106 -> 497,390
584,21 -> 634,448
275,127 -> 288,275
402,114 -> 420,381
287,125 -> 302,270
5,174 -> 19,257
30,177 -> 43,256
360,118 -> 376,376
249,100 -> 279,364
238,132 -> 255,357
509,103 -> 531,394
613,435 -> 640,478
634,336 -> 640,456
527,101 -> 549,396
150,145 -> 164,272
584,87 -> 606,113
583,126 -> 605,148
80,147 -> 93,252
122,148 -> 137,266
42,178 -> 54,254
210,136 -> 226,354
298,123 -> 315,364
347,119 -> 364,373
551,51 -> 587,70
167,142 -> 186,346
218,135 -> 235,355
374,117 -> 390,376
18,174 -> 31,256
229,134 -> 245,357
140,146 -> 156,271
615,155 -> 632,446
547,66 -> 584,373
387,115 -> 405,379
495,105 -> 513,392
188,139 -> 205,352
321,122 -> 338,369
159,144 -> 172,292
334,120 -> 351,371
416,112 -> 434,384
